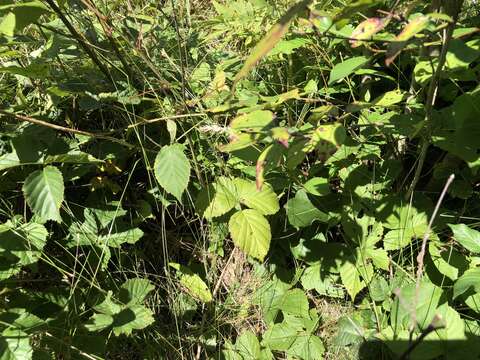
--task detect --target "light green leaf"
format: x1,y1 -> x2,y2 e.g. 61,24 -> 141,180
154,144 -> 191,201
22,166 -> 64,222
44,152 -> 102,164
235,331 -> 261,360
300,264 -> 344,298
234,179 -> 279,215
0,221 -> 48,280
454,268 -> 480,299
429,241 -> 467,281
285,190 -> 329,228
119,278 -> 155,306
230,110 -> 274,132
278,289 -> 309,318
196,177 -> 237,219
229,209 -> 271,261
339,261 -> 372,300
99,227 -> 144,248
449,223 -> 480,253
303,177 -> 330,196
391,281 -> 442,330
328,56 -> 369,85
0,329 -> 32,359
169,263 -> 213,303
287,333 -> 324,360
0,1 -> 49,37
262,323 -> 296,351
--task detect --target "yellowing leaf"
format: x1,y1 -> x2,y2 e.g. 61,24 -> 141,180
350,17 -> 386,48
229,209 -> 271,261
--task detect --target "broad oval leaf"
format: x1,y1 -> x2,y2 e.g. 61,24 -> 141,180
328,56 -> 369,85
229,209 -> 271,261
154,144 -> 191,201
22,165 -> 64,222
449,223 -> 480,253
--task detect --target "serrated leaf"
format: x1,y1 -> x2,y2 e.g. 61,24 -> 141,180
229,209 -> 271,261
170,263 -> 213,303
234,179 -> 279,215
449,223 -> 480,253
262,323 -> 296,351
0,221 -> 48,280
230,110 -> 274,132
119,278 -> 155,306
328,56 -> 369,85
235,331 -> 261,359
278,289 -> 309,318
22,166 -> 64,222
339,261 -> 371,300
287,333 -> 324,359
154,144 -> 191,201
196,177 -> 237,219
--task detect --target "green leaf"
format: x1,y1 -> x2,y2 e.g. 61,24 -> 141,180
328,56 -> 369,85
339,261 -> 372,300
449,224 -> 480,253
22,166 -> 64,222
285,190 -> 329,228
0,221 -> 48,280
429,241 -> 467,281
230,110 -> 274,132
262,323 -> 296,351
119,278 -> 155,306
369,276 -> 390,302
0,329 -> 32,359
391,281 -> 442,330
300,264 -> 344,298
154,144 -> 191,201
229,209 -> 271,261
86,305 -> 154,336
196,177 -> 237,219
287,333 -> 324,359
454,268 -> 480,299
0,1 -> 49,37
278,289 -> 309,318
235,331 -> 261,360
234,179 -> 279,215
169,263 -> 213,303
303,177 -> 330,196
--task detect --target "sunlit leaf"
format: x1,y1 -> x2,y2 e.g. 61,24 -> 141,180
22,165 -> 64,222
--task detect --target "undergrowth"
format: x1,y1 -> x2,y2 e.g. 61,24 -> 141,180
1,0 -> 480,359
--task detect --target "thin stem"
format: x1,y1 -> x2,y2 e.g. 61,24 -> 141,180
43,0 -> 115,85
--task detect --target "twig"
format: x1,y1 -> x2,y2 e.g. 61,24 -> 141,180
399,315 -> 444,360
0,110 -> 136,149
416,174 -> 455,283
127,113 -> 206,129
43,0 -> 115,85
